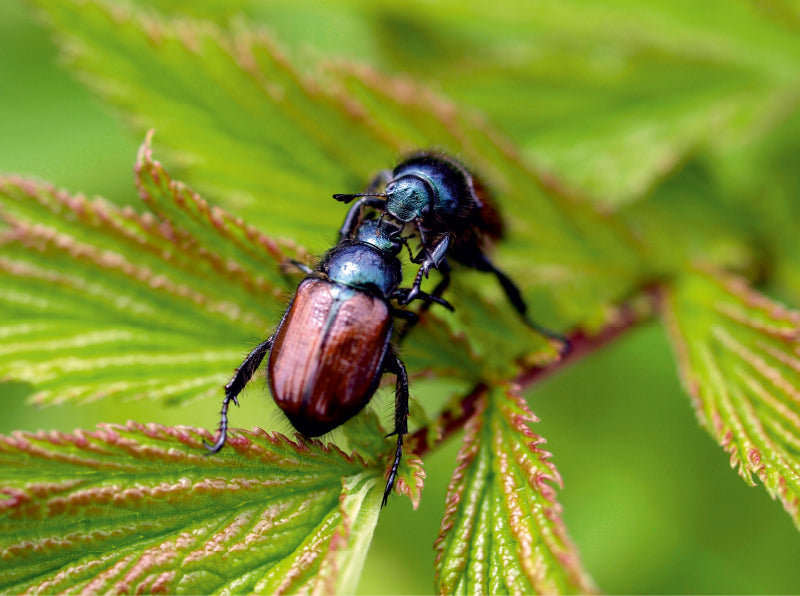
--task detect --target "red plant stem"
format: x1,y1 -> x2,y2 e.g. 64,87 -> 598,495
406,382 -> 489,459
409,285 -> 662,459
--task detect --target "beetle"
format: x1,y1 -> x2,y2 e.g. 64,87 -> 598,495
206,218 -> 452,506
334,151 -> 570,352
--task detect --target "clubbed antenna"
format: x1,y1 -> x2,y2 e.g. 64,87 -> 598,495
333,192 -> 387,204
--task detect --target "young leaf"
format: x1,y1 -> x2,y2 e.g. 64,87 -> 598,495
706,110 -> 800,308
29,0 -> 398,248
0,421 -> 384,594
663,266 -> 800,528
353,0 -> 800,207
433,385 -> 595,595
166,0 -> 800,208
0,135 -> 300,406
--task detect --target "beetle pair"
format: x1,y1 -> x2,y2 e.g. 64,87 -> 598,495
207,152 -> 568,506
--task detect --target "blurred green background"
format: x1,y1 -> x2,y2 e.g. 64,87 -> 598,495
1,0 -> 799,593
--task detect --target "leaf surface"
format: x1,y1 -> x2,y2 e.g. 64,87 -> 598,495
433,385 -> 595,594
368,0 -> 800,206
0,136 -> 298,406
663,266 -> 800,528
147,0 -> 800,208
705,109 -> 800,309
29,0 -> 397,251
0,421 -> 384,595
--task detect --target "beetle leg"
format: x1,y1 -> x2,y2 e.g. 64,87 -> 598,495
289,259 -> 314,275
398,260 -> 452,339
412,222 -> 450,272
391,307 -> 418,321
401,233 -> 451,305
381,351 -> 409,507
401,238 -> 417,262
335,196 -> 388,241
428,234 -> 451,269
429,259 -> 452,302
392,285 -> 454,312
205,337 -> 273,453
473,253 -> 572,355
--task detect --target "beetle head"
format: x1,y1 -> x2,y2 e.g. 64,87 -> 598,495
385,174 -> 435,222
354,217 -> 404,255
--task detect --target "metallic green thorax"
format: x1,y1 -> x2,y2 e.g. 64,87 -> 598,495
322,241 -> 402,298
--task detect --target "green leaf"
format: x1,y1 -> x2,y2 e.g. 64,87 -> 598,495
370,0 -> 800,207
433,385 -> 595,594
663,266 -> 800,528
620,160 -> 758,280
0,135 -> 299,406
29,0 -> 397,250
126,0 -> 260,21
0,421 -> 384,594
704,109 -> 800,308
746,0 -> 800,33
165,0 -> 800,208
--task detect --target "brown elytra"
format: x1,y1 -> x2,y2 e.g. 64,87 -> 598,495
268,278 -> 393,437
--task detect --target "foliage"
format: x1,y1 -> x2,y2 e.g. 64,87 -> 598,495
0,422 -> 384,594
2,0 -> 800,593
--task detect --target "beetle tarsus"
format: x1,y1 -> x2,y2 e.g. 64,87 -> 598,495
525,318 -> 572,357
206,338 -> 272,453
399,267 -> 427,306
204,407 -> 230,454
392,287 -> 453,312
381,351 -> 409,507
398,261 -> 452,339
472,253 -> 571,355
382,434 -> 404,508
204,392 -> 236,453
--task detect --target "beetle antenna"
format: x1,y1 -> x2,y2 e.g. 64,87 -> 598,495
387,225 -> 404,240
333,192 -> 388,203
402,238 -> 416,261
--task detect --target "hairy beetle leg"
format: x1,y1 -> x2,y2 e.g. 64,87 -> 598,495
383,435 -> 404,508
205,338 -> 273,453
381,351 -> 409,507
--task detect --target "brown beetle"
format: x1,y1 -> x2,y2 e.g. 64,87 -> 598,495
207,218 -> 452,506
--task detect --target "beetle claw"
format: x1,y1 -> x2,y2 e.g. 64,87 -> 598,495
203,433 -> 226,454
381,435 -> 404,508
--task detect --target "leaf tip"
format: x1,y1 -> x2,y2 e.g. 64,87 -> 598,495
393,453 -> 426,510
